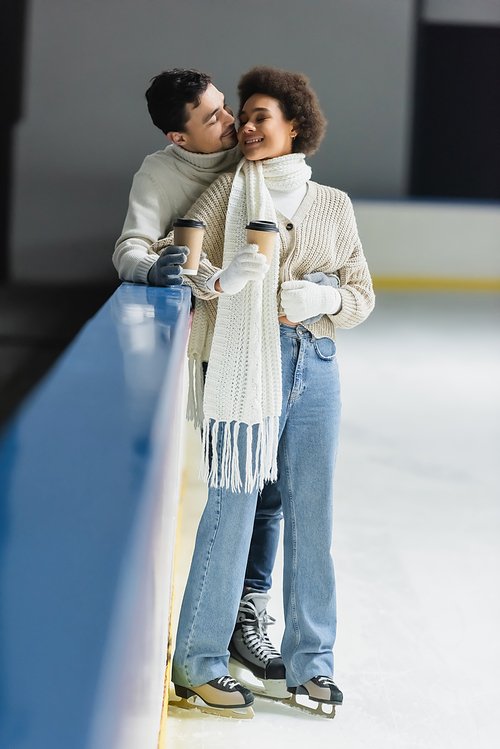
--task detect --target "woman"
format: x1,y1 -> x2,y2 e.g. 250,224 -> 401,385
160,66 -> 374,718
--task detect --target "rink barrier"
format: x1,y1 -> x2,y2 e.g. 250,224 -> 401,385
0,283 -> 191,749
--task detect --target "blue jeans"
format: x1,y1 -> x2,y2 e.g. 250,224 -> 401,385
173,324 -> 341,688
245,479 -> 282,591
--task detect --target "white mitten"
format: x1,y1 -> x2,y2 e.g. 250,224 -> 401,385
281,279 -> 341,323
217,243 -> 269,295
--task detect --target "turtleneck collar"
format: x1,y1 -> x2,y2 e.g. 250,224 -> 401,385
170,143 -> 241,171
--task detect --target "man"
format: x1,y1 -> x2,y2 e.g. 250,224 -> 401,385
113,69 -> 287,698
113,69 -> 239,285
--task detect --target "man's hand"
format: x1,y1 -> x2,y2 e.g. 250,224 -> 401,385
281,277 -> 341,323
303,271 -> 340,289
217,243 -> 269,295
147,245 -> 189,286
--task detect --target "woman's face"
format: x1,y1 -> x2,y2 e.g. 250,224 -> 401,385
238,94 -> 297,161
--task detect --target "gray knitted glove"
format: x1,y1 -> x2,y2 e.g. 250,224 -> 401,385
147,245 -> 188,286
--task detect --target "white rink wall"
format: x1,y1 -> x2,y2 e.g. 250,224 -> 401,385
353,200 -> 500,283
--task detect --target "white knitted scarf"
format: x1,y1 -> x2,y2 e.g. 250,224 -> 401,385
188,153 -> 311,493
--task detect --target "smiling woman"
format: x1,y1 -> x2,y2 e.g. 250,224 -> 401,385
238,95 -> 298,161
237,66 -> 326,158
157,65 -> 374,720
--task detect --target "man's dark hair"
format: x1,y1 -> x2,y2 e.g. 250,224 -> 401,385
146,69 -> 212,135
238,66 -> 326,156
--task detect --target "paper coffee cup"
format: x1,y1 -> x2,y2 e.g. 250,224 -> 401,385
173,218 -> 206,275
246,220 -> 279,264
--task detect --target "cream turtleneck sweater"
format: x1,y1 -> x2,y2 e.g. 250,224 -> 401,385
113,143 -> 241,283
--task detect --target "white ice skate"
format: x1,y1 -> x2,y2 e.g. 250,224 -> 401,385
228,592 -> 289,700
171,675 -> 254,719
286,676 -> 343,718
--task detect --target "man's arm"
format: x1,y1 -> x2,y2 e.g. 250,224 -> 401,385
113,165 -> 174,284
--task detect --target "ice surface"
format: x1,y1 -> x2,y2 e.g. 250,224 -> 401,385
168,293 -> 500,749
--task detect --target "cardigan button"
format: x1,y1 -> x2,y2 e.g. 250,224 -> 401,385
286,222 -> 293,230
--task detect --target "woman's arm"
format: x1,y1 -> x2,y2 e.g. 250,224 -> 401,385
149,173 -> 233,300
281,189 -> 374,329
327,192 -> 375,329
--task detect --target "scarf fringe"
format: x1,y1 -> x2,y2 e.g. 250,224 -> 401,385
187,357 -> 205,429
199,416 -> 279,494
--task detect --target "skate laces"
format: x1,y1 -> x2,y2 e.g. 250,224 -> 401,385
238,599 -> 276,629
314,676 -> 336,687
238,599 -> 281,663
214,675 -> 239,690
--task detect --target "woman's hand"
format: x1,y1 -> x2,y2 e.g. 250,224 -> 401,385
218,243 -> 269,294
281,279 -> 342,322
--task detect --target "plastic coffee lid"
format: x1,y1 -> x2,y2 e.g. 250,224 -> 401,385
173,218 -> 206,229
246,220 -> 279,232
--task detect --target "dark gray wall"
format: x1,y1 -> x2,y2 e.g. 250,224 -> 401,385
11,0 -> 415,282
423,0 -> 500,25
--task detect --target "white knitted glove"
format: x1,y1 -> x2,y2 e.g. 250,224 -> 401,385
302,272 -> 340,324
218,243 -> 269,295
281,279 -> 342,323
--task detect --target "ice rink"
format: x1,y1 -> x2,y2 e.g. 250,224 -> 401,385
167,292 -> 500,749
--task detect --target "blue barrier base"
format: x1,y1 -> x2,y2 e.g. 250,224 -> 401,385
0,283 -> 191,749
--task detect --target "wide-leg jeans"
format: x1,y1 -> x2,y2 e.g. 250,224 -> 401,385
172,324 -> 341,688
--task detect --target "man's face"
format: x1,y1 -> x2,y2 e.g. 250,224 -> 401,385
170,84 -> 237,154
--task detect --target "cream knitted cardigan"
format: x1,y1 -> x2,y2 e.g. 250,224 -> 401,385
151,172 -> 375,488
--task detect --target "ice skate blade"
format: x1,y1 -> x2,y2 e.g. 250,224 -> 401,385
171,695 -> 254,720
229,657 -> 289,700
287,693 -> 336,719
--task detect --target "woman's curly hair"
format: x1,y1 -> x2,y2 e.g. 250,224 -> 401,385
237,66 -> 326,156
